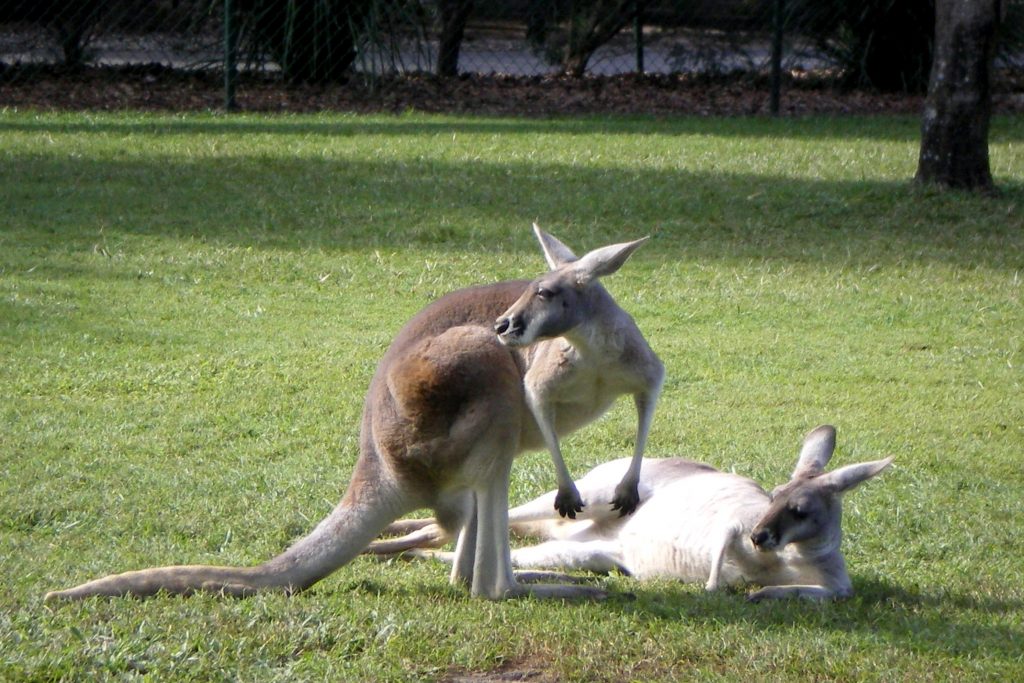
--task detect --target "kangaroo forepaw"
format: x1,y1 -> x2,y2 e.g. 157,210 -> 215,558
554,486 -> 584,519
610,482 -> 641,517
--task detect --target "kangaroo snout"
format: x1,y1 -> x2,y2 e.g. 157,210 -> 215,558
494,315 -> 524,341
750,528 -> 776,551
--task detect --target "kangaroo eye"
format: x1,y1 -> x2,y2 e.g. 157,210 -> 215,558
537,287 -> 555,301
790,506 -> 808,520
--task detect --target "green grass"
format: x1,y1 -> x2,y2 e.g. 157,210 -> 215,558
1,109 -> 1022,681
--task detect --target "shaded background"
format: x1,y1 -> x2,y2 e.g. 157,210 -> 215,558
1,1 -> 1022,103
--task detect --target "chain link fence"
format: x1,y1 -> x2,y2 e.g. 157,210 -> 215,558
1,1 -> 1022,107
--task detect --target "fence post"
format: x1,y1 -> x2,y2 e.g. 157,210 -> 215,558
769,0 -> 784,115
634,0 -> 645,75
224,0 -> 239,111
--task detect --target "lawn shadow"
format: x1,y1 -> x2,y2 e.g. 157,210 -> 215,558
321,566 -> 1024,663
600,575 -> 1024,663
4,148 -> 1022,273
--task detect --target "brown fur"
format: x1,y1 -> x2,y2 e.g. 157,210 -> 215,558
44,230 -> 658,602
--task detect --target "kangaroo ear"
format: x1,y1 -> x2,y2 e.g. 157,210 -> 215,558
571,236 -> 648,285
533,223 -> 578,269
818,457 -> 894,494
793,425 -> 837,478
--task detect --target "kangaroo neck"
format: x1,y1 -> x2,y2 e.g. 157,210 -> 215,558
556,311 -> 627,361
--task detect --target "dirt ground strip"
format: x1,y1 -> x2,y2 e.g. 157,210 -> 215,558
2,66 -> 1023,117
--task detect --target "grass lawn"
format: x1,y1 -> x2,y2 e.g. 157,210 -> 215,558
1,109 -> 1022,681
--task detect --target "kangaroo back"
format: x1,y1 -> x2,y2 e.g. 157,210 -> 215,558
47,227 -> 655,603
45,282 -> 531,602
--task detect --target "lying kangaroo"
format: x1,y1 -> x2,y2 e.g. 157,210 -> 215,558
45,225 -> 663,601
367,426 -> 892,601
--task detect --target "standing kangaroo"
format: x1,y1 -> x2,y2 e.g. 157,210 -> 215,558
368,426 -> 893,601
45,224 -> 663,601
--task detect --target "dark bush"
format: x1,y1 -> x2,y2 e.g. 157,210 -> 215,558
3,1 -> 107,67
790,0 -> 935,92
237,0 -> 372,83
525,0 -> 638,77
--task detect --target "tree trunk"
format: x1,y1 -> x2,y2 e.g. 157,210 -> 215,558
437,0 -> 474,78
915,0 -> 1001,193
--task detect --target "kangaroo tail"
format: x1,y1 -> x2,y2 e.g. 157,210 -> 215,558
364,521 -> 450,556
45,470 -> 404,602
380,518 -> 437,536
44,564 -> 275,601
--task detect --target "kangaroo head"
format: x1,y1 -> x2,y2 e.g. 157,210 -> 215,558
750,425 -> 893,552
494,223 -> 647,347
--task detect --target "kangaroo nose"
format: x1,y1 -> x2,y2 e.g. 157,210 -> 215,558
494,316 -> 523,337
750,528 -> 771,548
